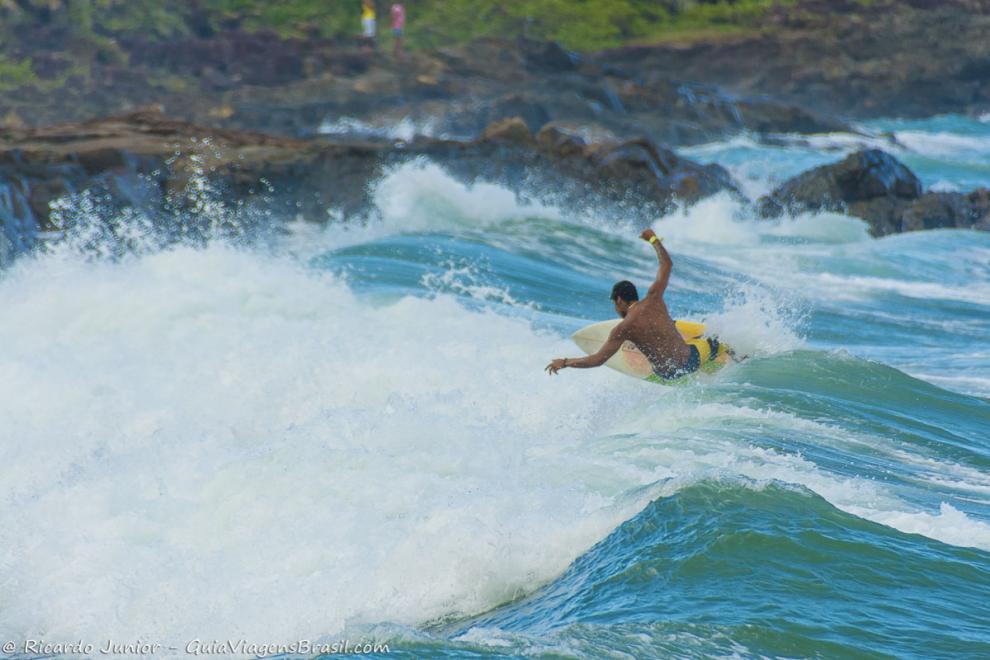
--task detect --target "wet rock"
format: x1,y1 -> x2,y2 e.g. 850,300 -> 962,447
601,1 -> 990,119
432,119 -> 739,211
76,148 -> 133,175
523,40 -> 579,73
0,110 -> 740,261
760,149 -> 988,236
734,99 -> 850,136
442,94 -> 552,139
488,95 -> 552,133
901,191 -> 990,233
760,149 -> 922,219
584,137 -> 738,205
480,117 -> 537,147
536,124 -> 586,159
544,133 -> 737,207
27,178 -> 73,230
0,176 -> 37,265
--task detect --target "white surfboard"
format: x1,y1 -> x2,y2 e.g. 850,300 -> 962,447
571,319 -> 707,380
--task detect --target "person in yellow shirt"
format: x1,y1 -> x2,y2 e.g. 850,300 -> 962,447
361,0 -> 377,46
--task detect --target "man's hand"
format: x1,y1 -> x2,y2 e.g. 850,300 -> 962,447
545,358 -> 567,375
642,226 -> 671,295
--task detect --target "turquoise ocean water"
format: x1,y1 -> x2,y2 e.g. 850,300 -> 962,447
0,116 -> 989,658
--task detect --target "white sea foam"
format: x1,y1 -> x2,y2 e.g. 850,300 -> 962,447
318,116 -> 439,141
929,179 -> 961,192
4,240 -> 984,649
420,261 -> 537,310
891,130 -> 990,160
281,162 -> 568,260
373,161 -> 565,232
753,126 -> 990,167
685,122 -> 990,196
0,245 -> 651,646
647,195 -> 870,250
645,194 -> 760,247
813,273 -> 990,306
612,398 -> 990,552
853,503 -> 990,550
912,373 -> 990,398
701,285 -> 804,357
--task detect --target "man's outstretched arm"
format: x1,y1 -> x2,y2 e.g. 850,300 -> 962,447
546,328 -> 625,375
640,228 -> 671,296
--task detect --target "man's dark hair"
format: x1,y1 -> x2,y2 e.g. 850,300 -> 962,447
611,280 -> 639,303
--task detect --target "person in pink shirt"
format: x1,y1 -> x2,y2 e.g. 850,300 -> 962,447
390,3 -> 406,58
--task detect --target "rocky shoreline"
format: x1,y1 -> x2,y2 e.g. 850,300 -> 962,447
2,35 -> 850,150
2,8 -> 989,264
1,107 -> 986,267
4,2 -> 989,136
603,0 -> 990,121
0,109 -> 740,262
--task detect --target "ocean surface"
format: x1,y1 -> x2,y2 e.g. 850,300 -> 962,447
1,115 -> 989,658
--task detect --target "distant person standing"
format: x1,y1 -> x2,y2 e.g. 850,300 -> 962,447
390,2 -> 406,58
361,0 -> 376,48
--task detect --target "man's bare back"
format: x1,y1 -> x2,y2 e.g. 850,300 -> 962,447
612,286 -> 692,378
545,228 -> 692,378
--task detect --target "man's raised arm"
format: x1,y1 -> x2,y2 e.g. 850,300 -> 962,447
640,228 -> 671,296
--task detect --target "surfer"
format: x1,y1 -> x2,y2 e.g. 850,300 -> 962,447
546,229 -> 723,380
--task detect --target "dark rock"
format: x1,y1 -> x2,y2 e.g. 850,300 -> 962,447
759,149 -> 921,217
901,191 -> 990,232
900,193 -> 964,232
523,41 -> 578,73
488,95 -> 551,133
958,57 -> 990,82
431,92 -> 553,140
480,117 -> 537,147
586,138 -> 738,205
536,124 -> 586,159
734,99 -> 850,136
28,178 -> 73,230
0,176 -> 38,259
760,149 -> 988,236
76,148 -> 132,175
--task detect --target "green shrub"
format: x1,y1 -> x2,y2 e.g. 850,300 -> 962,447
0,56 -> 37,91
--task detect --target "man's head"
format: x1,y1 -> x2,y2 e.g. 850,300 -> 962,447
611,280 -> 639,318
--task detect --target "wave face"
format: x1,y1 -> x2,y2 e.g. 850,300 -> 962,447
1,118 -> 989,657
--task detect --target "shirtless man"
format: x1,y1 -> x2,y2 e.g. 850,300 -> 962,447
545,228 -> 717,379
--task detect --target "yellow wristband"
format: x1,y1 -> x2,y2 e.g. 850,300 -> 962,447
649,235 -> 662,244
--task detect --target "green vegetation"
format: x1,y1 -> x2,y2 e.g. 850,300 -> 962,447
0,0 -> 799,99
408,1 -> 671,52
652,0 -> 798,44
669,0 -> 788,29
410,0 -> 795,51
201,0 -> 356,38
0,56 -> 37,91
0,0 -> 797,54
